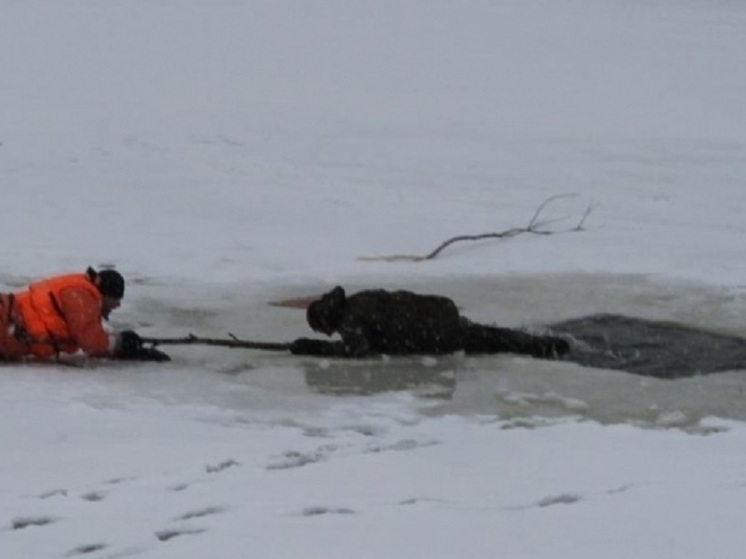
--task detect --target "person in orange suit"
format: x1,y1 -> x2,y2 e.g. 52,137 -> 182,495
0,267 -> 168,362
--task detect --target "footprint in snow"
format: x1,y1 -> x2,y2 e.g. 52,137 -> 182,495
155,527 -> 208,542
267,444 -> 341,470
11,515 -> 57,530
267,450 -> 326,470
536,493 -> 582,507
533,484 -> 636,509
153,506 -> 227,544
105,475 -> 137,486
299,506 -> 355,517
64,543 -> 107,556
80,490 -> 108,502
38,488 -> 68,499
365,438 -> 439,454
173,506 -> 227,521
205,459 -> 240,474
165,460 -> 240,494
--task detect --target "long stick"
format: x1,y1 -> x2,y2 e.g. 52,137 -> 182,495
141,334 -> 290,352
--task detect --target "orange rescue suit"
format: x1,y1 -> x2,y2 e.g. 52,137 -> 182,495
12,273 -> 113,358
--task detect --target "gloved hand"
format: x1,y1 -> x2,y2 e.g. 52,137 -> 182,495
117,330 -> 143,356
290,337 -> 331,356
129,346 -> 171,362
116,330 -> 171,362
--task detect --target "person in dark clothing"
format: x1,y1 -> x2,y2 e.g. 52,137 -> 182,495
289,286 -> 570,359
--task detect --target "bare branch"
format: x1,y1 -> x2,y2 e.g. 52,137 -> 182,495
527,193 -> 576,229
575,202 -> 595,231
358,194 -> 593,263
141,334 -> 290,352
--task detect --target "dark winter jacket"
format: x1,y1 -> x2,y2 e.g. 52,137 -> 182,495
290,286 -> 569,359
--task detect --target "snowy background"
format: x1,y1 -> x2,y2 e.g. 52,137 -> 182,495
2,1 -> 746,557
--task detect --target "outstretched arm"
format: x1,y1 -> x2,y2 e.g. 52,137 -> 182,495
289,338 -> 349,357
291,317 -> 374,358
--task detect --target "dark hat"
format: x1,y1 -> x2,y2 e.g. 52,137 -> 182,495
96,269 -> 125,299
307,286 -> 346,333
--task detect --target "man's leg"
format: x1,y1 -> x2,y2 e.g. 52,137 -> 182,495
460,319 -> 569,358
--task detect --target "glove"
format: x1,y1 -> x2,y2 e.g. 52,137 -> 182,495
128,346 -> 171,362
115,330 -> 171,362
117,330 -> 143,356
290,337 -> 332,356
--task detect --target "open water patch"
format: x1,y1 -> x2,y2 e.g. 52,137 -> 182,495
118,273 -> 746,429
551,313 -> 746,378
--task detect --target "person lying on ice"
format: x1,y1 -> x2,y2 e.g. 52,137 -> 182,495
289,286 -> 570,359
0,267 -> 169,363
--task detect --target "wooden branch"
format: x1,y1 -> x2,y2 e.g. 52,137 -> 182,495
141,334 -> 290,352
358,194 -> 592,262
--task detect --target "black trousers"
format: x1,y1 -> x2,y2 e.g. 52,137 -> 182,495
459,319 -> 566,358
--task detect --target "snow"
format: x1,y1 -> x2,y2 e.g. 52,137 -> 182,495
2,0 -> 746,557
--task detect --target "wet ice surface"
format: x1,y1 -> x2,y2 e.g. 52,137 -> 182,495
93,273 -> 746,433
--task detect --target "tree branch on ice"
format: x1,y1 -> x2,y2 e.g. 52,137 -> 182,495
358,194 -> 594,263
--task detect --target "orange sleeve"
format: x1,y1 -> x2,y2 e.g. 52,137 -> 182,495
57,287 -> 113,356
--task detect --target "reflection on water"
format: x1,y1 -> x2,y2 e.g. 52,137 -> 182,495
293,352 -> 746,432
429,357 -> 746,433
303,356 -> 457,398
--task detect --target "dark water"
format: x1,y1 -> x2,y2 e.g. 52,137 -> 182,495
551,313 -> 746,378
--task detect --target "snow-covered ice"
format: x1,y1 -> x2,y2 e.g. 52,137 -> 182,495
2,1 -> 746,557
